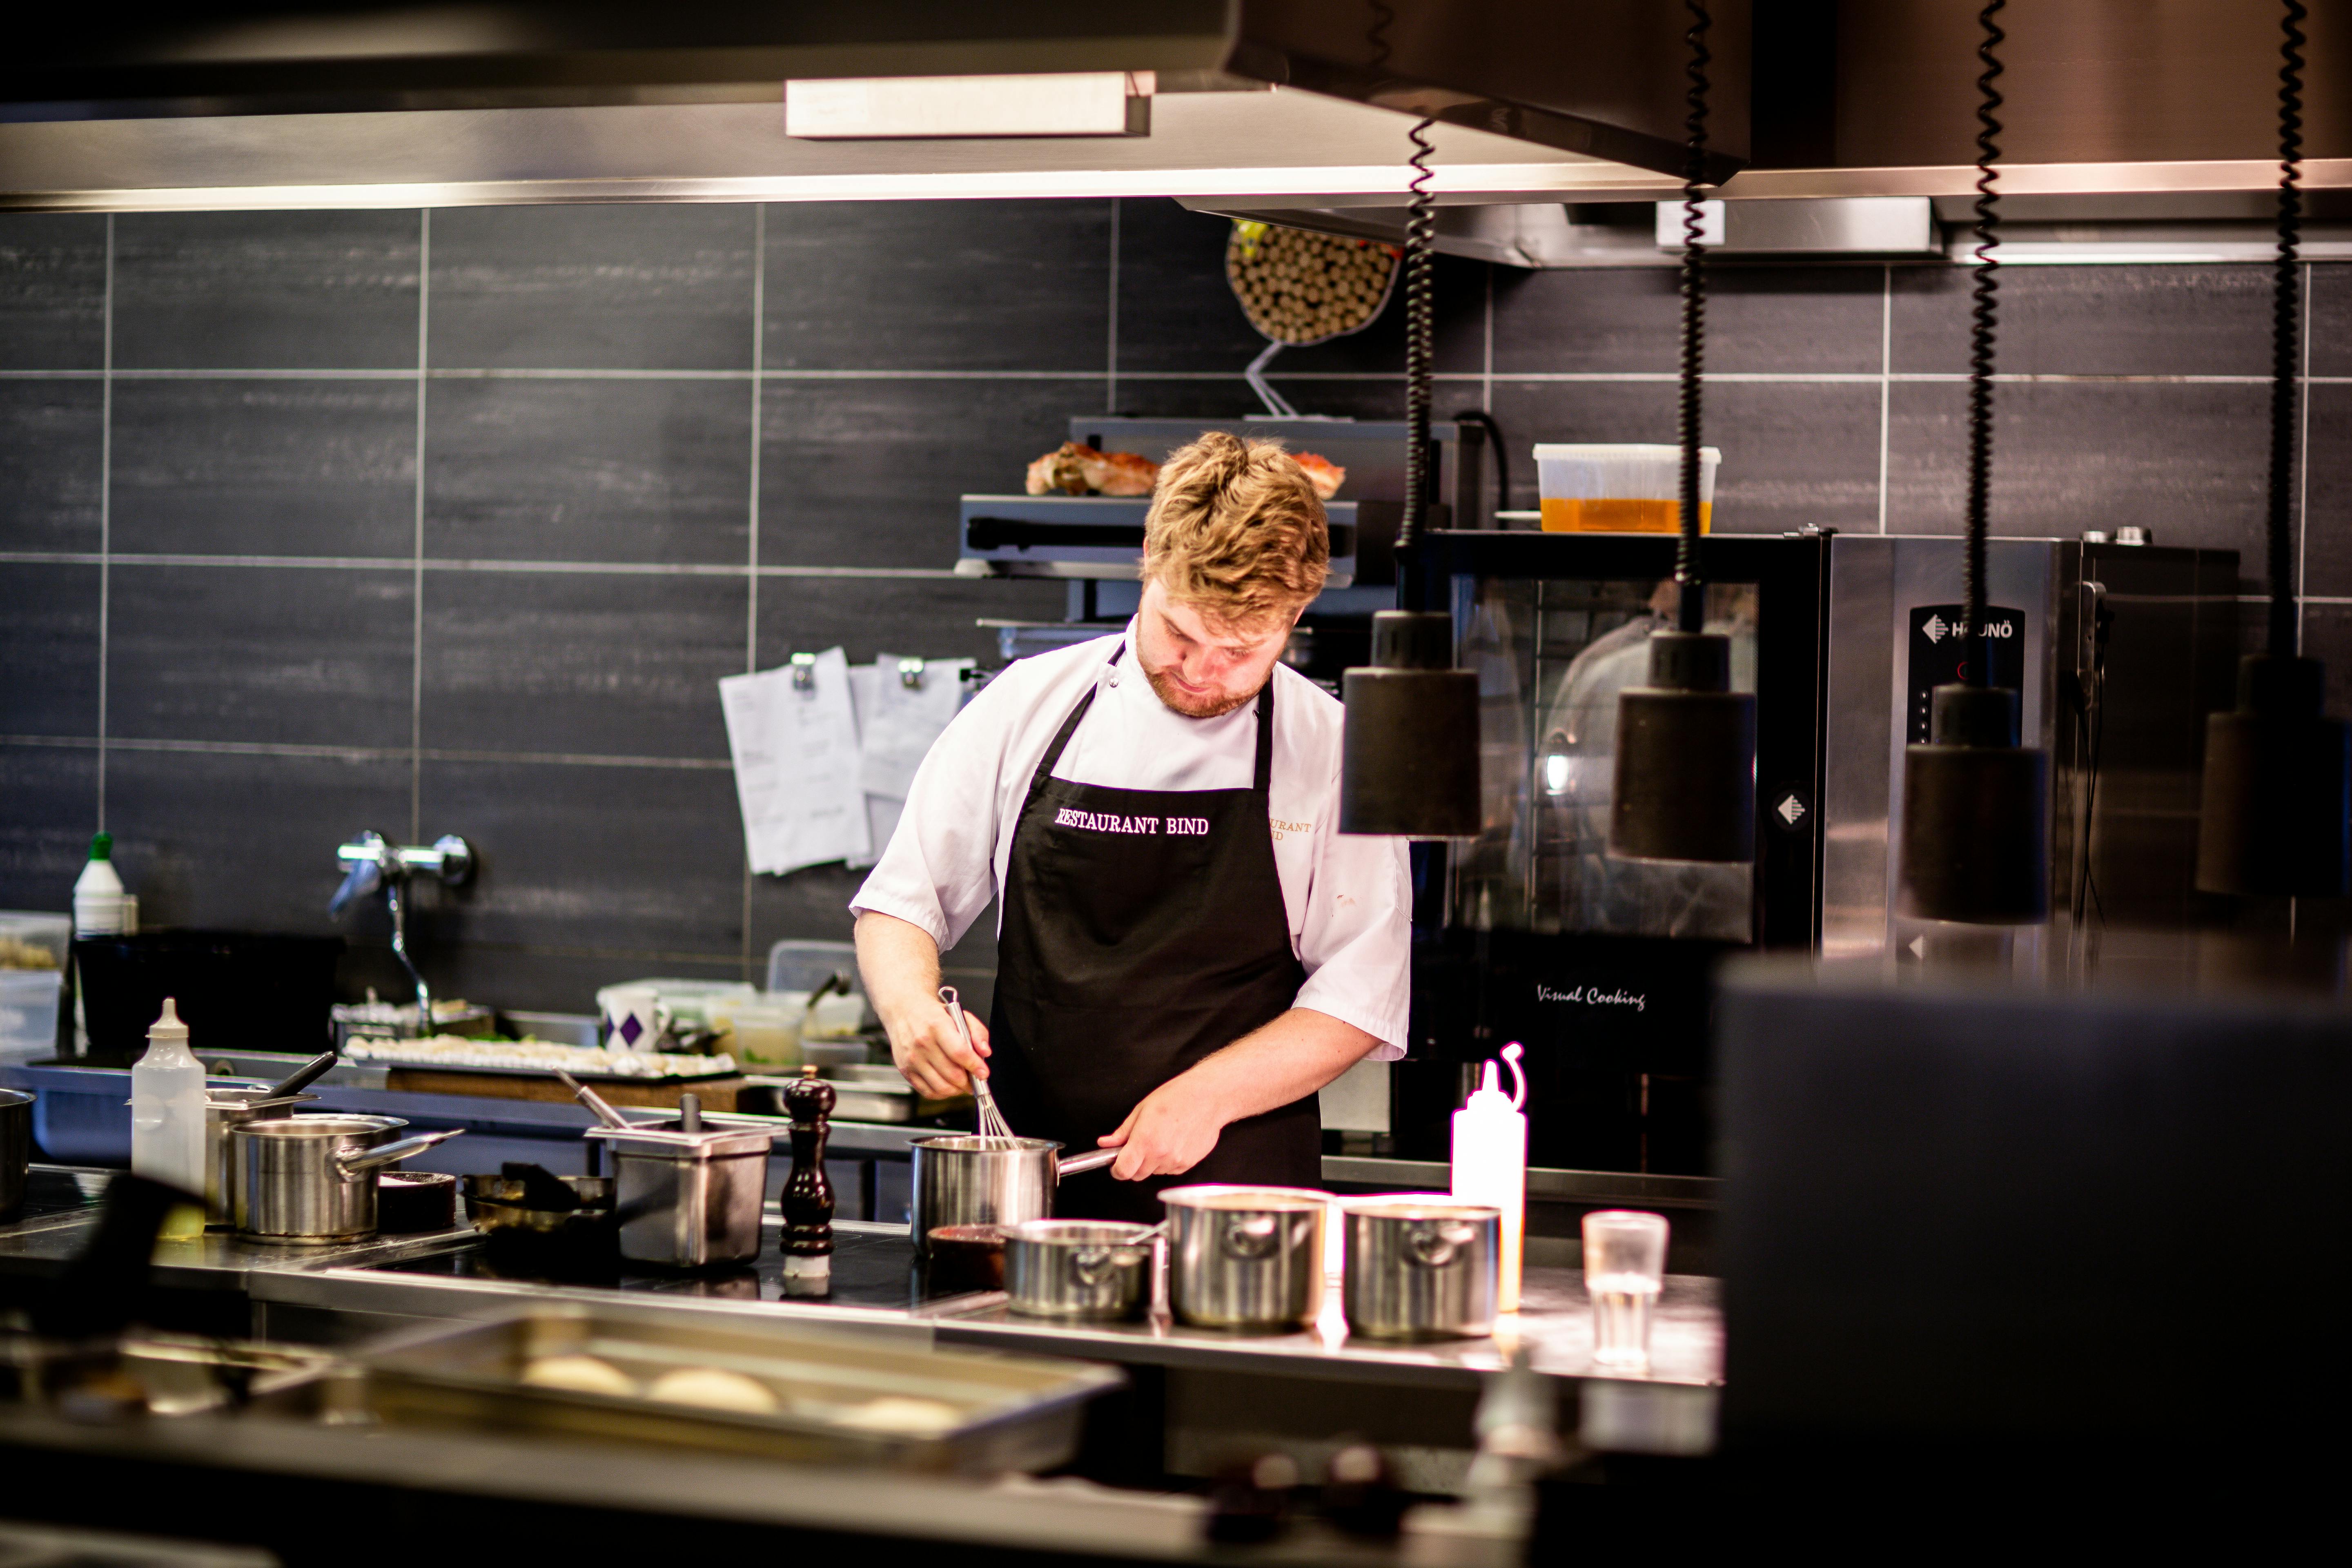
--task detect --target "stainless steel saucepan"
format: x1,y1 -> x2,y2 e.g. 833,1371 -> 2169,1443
232,1115 -> 464,1243
1162,1185 -> 1329,1331
909,1136 -> 1118,1252
1339,1197 -> 1501,1340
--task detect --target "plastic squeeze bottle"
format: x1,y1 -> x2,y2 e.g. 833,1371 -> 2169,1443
1451,1041 -> 1530,1312
72,831 -> 132,937
131,998 -> 208,1209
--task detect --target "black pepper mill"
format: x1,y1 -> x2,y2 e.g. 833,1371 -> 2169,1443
780,1064 -> 835,1289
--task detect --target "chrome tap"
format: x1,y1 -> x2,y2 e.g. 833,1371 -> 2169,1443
330,831 -> 474,1038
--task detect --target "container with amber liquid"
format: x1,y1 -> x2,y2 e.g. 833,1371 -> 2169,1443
1534,443 -> 1719,534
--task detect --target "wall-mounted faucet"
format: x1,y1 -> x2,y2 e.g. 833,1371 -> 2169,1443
330,831 -> 474,1037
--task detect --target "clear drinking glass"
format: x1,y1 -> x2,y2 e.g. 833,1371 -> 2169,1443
1583,1209 -> 1670,1371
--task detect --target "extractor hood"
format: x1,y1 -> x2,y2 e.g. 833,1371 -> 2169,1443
0,2 -> 1741,213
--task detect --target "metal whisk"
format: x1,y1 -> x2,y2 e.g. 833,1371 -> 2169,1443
938,984 -> 1015,1142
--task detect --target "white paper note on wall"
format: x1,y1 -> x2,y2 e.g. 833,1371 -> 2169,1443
858,653 -> 972,800
719,649 -> 872,875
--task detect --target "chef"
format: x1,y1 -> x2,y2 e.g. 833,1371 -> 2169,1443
851,432 -> 1410,1221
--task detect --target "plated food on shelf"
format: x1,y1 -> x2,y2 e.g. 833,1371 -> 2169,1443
339,1035 -> 736,1079
1022,441 -> 1345,500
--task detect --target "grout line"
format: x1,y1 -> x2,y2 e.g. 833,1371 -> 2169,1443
1106,197 -> 1121,412
0,733 -> 739,769
95,214 -> 113,832
2,551 -> 969,579
411,207 -> 429,844
1876,265 -> 1892,535
743,203 -> 767,982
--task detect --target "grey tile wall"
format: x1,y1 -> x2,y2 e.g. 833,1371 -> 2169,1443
4,200 -> 2349,1009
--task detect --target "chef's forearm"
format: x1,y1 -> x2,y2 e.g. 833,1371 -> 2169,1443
853,910 -> 943,1030
1177,1007 -> 1377,1125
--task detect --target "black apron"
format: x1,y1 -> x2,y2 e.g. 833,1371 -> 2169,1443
986,648 -> 1321,1223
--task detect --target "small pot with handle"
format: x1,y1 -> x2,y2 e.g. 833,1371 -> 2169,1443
1004,1218 -> 1158,1321
1162,1185 -> 1328,1331
1339,1197 -> 1501,1340
232,1114 -> 464,1243
909,1136 -> 1119,1253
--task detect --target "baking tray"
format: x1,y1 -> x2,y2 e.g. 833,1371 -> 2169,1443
340,1304 -> 1121,1474
370,1057 -> 740,1085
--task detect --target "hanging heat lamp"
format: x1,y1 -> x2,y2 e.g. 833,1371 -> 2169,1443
1895,0 -> 2051,925
1608,1 -> 1757,864
2194,0 -> 2352,898
1339,107 -> 1480,839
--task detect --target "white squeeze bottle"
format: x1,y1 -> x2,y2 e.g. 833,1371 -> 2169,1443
73,830 -> 132,936
131,998 -> 207,1204
1451,1041 -> 1529,1312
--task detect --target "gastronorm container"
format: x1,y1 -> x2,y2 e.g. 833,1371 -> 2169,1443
1162,1185 -> 1328,1331
336,1304 -> 1124,1474
1339,1197 -> 1501,1340
1004,1218 -> 1156,1321
584,1120 -> 771,1268
908,1136 -> 1118,1252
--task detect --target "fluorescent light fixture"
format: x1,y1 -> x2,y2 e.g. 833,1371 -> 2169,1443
785,72 -> 1152,140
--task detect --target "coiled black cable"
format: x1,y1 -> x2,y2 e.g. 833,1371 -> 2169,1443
1675,0 -> 1711,635
2269,0 -> 2307,659
1397,115 -> 1437,555
1963,0 -> 2006,676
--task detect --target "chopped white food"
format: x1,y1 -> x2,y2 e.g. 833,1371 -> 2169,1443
519,1354 -> 639,1398
341,1034 -> 733,1078
644,1367 -> 781,1414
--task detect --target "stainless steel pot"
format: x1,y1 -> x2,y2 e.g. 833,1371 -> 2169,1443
909,1136 -> 1119,1253
202,1089 -> 315,1224
1004,1219 -> 1156,1321
1162,1185 -> 1328,1331
1339,1198 -> 1501,1340
232,1114 -> 463,1243
0,1088 -> 30,1223
584,1121 -> 773,1268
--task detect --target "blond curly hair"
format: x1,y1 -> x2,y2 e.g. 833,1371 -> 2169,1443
1141,431 -> 1330,632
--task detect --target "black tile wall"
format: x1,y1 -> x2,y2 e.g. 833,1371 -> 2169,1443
0,381 -> 103,553
111,212 -> 420,370
0,746 -> 98,911
105,748 -> 412,934
758,375 -> 1102,569
3,203 -> 2347,1009
1890,264 -> 2275,377
1883,381 -> 2270,575
765,200 -> 1110,372
423,376 -> 750,564
110,379 -> 418,558
429,204 -> 756,372
420,568 -> 746,759
0,214 -> 105,370
107,565 -> 415,748
0,564 -> 101,737
415,758 -> 744,960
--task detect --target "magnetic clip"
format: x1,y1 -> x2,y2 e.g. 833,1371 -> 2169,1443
897,657 -> 925,690
789,652 -> 817,692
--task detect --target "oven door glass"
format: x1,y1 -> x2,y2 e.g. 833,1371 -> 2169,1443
1453,575 -> 1760,941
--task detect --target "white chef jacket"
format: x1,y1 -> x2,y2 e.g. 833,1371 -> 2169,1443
849,623 -> 1411,1057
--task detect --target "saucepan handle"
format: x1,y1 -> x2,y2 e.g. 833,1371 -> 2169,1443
334,1128 -> 464,1177
1056,1148 -> 1118,1177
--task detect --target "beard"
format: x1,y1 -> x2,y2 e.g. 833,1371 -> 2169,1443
1141,659 -> 1262,719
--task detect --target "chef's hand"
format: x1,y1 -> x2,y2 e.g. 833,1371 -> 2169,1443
1098,1079 -> 1225,1180
885,1002 -> 990,1100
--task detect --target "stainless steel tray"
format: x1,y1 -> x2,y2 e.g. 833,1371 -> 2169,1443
343,1304 -> 1121,1474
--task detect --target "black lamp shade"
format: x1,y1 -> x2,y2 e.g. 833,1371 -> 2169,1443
2195,655 -> 2351,897
1897,683 -> 2050,924
1340,611 -> 1481,838
1608,631 -> 1757,863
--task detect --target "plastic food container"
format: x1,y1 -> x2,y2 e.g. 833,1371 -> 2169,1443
1534,443 -> 1719,534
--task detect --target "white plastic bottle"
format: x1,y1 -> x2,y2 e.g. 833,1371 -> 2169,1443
131,998 -> 207,1203
72,831 -> 133,937
1451,1041 -> 1530,1312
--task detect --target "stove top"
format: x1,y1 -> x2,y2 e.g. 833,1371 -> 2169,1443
370,1222 -> 991,1313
